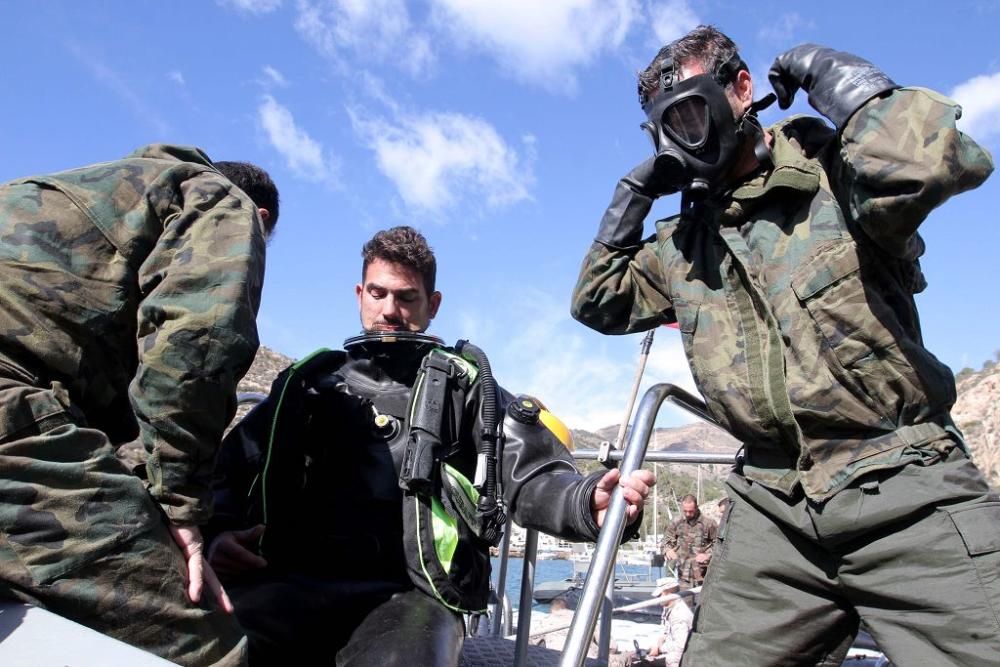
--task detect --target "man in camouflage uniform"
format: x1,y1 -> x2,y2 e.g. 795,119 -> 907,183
0,145 -> 279,665
571,26 -> 998,666
660,495 -> 716,590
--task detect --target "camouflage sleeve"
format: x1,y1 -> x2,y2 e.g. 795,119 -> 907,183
705,518 -> 718,556
130,171 -> 266,525
570,239 -> 673,334
662,519 -> 680,552
837,87 -> 995,258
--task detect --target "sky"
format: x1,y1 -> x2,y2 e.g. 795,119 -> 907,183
1,0 -> 998,432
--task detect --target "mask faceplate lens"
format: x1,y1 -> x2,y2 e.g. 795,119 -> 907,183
663,96 -> 709,148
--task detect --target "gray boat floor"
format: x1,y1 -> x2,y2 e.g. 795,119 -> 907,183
3,602 -> 604,667
0,602 -> 177,666
460,636 -> 602,667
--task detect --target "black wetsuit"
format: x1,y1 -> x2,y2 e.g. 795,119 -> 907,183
209,339 -> 607,666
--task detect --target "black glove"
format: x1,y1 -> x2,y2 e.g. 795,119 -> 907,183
596,157 -> 675,249
768,44 -> 898,129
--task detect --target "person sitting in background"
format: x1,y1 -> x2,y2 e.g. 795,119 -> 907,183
625,578 -> 693,667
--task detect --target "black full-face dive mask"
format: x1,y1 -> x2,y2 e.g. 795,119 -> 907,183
640,54 -> 773,201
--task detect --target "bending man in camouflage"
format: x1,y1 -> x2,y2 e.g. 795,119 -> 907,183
0,145 -> 279,665
571,26 -> 998,665
660,495 -> 716,590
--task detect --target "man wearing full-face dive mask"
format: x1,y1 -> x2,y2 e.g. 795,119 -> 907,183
572,25 -> 997,666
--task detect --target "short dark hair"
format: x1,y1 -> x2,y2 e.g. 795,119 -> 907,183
680,494 -> 698,505
638,25 -> 743,106
361,226 -> 437,295
215,161 -> 280,235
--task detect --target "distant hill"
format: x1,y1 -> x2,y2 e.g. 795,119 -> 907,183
238,345 -> 295,395
953,360 -> 1000,488
232,345 -> 295,424
572,421 -> 739,485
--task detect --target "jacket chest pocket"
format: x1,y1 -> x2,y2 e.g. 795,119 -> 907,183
790,241 -> 915,369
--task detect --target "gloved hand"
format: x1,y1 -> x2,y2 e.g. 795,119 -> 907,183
596,157 -> 676,249
768,44 -> 898,129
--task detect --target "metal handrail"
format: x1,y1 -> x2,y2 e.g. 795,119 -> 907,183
574,450 -> 736,464
560,383 -> 727,667
514,529 -> 539,665
489,516 -> 515,636
237,392 -> 268,407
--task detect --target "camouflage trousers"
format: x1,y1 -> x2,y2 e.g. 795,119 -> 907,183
683,448 -> 1000,667
671,557 -> 707,591
0,378 -> 245,666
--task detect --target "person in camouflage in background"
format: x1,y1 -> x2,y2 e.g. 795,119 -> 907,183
0,145 -> 279,666
571,25 -> 998,666
660,495 -> 716,590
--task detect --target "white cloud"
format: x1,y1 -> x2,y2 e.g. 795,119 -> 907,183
294,0 -> 435,77
262,65 -> 288,87
476,287 -> 698,432
951,71 -> 1000,141
428,0 -> 639,90
491,288 -> 628,430
756,13 -> 815,46
647,0 -> 701,46
217,0 -> 282,14
168,70 -> 185,85
350,106 -> 534,213
643,329 -> 698,394
257,95 -> 338,183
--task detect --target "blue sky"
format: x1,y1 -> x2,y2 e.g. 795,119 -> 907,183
2,1 -> 998,431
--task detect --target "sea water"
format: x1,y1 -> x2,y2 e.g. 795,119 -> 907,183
490,557 -> 657,612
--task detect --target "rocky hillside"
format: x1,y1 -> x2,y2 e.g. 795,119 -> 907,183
238,345 -> 295,395
232,345 -> 295,424
118,346 -> 295,469
953,360 -> 1000,487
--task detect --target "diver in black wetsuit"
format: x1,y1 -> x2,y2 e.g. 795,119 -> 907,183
207,226 -> 655,666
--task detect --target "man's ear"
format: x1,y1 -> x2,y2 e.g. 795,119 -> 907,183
428,291 -> 442,320
735,69 -> 753,107
355,282 -> 364,306
258,208 -> 270,225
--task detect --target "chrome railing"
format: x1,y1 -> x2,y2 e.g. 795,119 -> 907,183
559,383 -> 733,667
481,383 -> 736,666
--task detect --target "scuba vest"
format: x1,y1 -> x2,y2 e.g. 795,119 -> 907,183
250,335 -> 506,613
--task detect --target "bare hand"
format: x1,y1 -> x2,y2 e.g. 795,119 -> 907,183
168,524 -> 234,614
665,548 -> 678,561
207,525 -> 268,580
649,634 -> 665,657
591,468 -> 656,528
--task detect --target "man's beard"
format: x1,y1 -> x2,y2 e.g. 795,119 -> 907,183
369,320 -> 404,332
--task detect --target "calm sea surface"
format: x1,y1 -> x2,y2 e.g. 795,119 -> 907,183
490,557 -> 658,611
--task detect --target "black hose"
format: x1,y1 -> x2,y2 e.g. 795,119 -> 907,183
456,339 -> 504,544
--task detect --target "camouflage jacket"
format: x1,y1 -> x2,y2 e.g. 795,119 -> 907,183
662,513 -> 717,562
0,145 -> 267,524
572,88 -> 994,501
